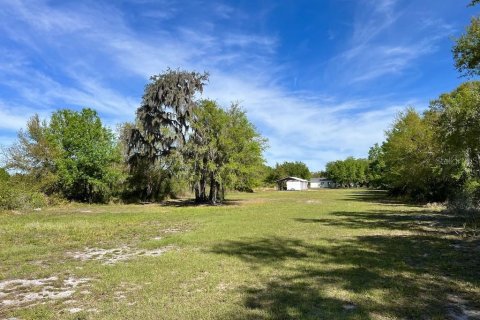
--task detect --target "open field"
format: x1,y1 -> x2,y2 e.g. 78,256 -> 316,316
0,189 -> 479,319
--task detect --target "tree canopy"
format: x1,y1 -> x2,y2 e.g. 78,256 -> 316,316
127,70 -> 266,204
128,69 -> 209,162
5,109 -> 122,202
453,17 -> 480,77
430,81 -> 480,205
453,1 -> 480,76
325,157 -> 369,187
188,100 -> 266,203
379,108 -> 447,200
265,161 -> 311,184
367,143 -> 386,188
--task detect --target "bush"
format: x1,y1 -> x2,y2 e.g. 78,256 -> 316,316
0,181 -> 47,210
447,183 -> 480,237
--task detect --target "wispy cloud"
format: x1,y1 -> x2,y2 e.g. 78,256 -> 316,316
0,0 -> 462,170
327,0 -> 455,86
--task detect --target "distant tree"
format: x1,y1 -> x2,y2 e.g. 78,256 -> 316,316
325,157 -> 369,187
253,164 -> 275,188
367,143 -> 387,188
266,161 -> 311,182
126,69 -> 209,201
220,104 -> 267,193
311,171 -> 327,178
128,71 -> 266,204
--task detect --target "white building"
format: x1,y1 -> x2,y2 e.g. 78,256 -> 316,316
276,177 -> 309,191
310,177 -> 335,188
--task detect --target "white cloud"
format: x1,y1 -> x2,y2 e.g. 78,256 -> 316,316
0,106 -> 32,131
327,0 -> 455,85
0,0 -> 452,171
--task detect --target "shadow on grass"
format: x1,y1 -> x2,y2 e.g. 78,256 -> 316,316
210,210 -> 480,319
341,189 -> 415,206
160,198 -> 242,207
295,209 -> 471,238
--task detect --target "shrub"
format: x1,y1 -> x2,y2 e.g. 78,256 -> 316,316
0,181 -> 47,210
447,182 -> 480,237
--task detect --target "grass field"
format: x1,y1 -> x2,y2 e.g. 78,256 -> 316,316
0,189 -> 479,319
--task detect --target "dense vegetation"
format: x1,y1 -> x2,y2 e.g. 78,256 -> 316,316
362,0 -> 480,211
324,2 -> 480,217
325,157 -> 369,187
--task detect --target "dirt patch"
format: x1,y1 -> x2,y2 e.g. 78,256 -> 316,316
0,276 -> 90,308
424,202 -> 446,210
68,245 -> 175,265
216,282 -> 234,292
113,282 -> 143,303
163,228 -> 184,234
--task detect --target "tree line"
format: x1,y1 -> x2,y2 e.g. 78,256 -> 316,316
367,1 -> 479,210
1,1 -> 478,210
324,1 -> 480,214
1,70 -> 267,206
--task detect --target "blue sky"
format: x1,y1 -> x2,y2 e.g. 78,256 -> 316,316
0,0 -> 477,171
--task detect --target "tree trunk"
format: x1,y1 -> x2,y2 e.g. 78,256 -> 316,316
194,181 -> 200,202
209,173 -> 217,204
194,172 -> 209,203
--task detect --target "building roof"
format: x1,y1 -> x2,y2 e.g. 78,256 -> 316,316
276,176 -> 309,182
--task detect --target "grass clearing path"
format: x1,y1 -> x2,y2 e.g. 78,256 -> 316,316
0,189 -> 479,319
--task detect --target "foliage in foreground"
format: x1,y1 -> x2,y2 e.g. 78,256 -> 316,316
365,1 -> 480,210
369,81 -> 480,213
453,0 -> 480,77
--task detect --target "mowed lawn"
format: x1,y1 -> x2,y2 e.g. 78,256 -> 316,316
1,189 -> 479,319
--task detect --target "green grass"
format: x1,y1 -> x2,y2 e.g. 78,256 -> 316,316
0,189 -> 479,319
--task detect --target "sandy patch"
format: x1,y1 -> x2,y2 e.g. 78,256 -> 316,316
163,228 -> 184,234
216,282 -> 234,292
0,276 -> 90,308
68,245 -> 175,265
